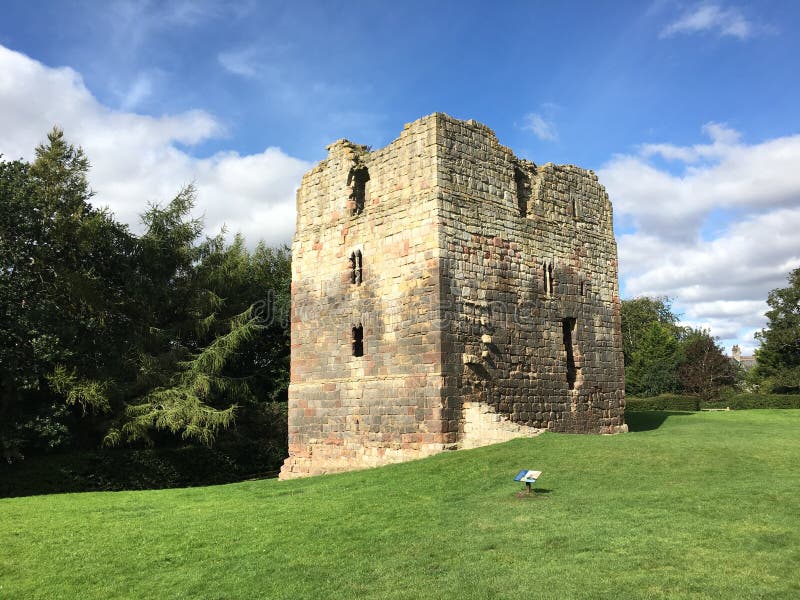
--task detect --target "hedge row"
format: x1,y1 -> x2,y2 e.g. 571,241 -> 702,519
626,393 -> 800,412
625,395 -> 700,411
703,393 -> 800,410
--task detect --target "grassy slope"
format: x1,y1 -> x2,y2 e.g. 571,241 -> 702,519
1,410 -> 799,599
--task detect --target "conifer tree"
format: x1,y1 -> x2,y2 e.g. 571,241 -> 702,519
1,129 -> 133,457
103,187 -> 289,446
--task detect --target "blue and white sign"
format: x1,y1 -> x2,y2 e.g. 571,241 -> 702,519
514,469 -> 542,484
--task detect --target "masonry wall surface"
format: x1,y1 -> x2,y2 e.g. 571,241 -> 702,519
435,116 -> 626,436
280,116 -> 449,478
280,113 -> 626,479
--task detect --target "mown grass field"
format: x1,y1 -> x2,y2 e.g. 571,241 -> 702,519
2,410 -> 799,599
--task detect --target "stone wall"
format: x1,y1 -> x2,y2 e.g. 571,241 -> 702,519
435,116 -> 626,437
280,116 -> 450,478
280,113 -> 626,479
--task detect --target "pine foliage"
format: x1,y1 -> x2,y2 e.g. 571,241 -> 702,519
47,366 -> 112,414
1,129 -> 292,458
109,307 -> 264,447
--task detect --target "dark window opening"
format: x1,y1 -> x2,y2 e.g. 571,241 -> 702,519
571,195 -> 578,220
514,167 -> 530,218
580,280 -> 584,296
348,166 -> 370,215
349,250 -> 363,285
352,324 -> 364,357
562,317 -> 577,390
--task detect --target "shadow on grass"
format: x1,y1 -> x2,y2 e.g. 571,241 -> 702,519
0,444 -> 285,499
625,410 -> 694,432
516,488 -> 552,499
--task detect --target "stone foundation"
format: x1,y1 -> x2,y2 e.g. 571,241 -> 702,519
460,402 -> 544,449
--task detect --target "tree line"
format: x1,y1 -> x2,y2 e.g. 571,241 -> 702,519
620,297 -> 735,398
1,129 -> 291,463
621,267 -> 800,398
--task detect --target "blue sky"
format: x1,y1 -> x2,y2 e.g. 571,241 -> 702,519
1,0 -> 799,354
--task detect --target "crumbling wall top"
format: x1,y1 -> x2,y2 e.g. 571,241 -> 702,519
325,139 -> 370,156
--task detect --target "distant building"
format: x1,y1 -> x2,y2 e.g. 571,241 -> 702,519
731,345 -> 757,371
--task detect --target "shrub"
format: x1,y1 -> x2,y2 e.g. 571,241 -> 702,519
0,402 -> 289,498
626,395 -> 700,411
626,393 -> 800,411
703,393 -> 800,410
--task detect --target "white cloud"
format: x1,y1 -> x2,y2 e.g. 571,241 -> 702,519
600,123 -> 800,354
218,47 -> 261,78
661,3 -> 756,39
215,42 -> 368,116
522,112 -> 558,142
118,72 -> 156,111
602,123 -> 800,241
104,0 -> 234,50
0,44 -> 310,247
215,43 -> 388,148
640,122 -> 741,162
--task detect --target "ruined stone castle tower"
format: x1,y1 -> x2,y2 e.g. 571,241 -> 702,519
279,113 -> 626,479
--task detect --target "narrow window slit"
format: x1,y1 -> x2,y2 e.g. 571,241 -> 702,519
562,318 -> 578,390
514,167 -> 530,218
352,324 -> 364,357
349,250 -> 363,285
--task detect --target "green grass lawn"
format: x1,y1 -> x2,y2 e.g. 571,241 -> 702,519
2,410 -> 799,599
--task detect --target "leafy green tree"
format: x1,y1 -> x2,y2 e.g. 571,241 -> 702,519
625,322 -> 682,397
620,296 -> 686,396
191,233 -> 291,406
753,268 -> 800,393
677,330 -> 736,399
620,296 -> 680,366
